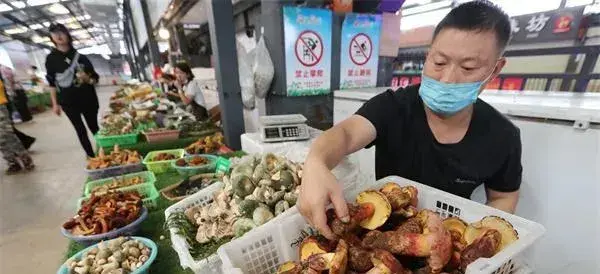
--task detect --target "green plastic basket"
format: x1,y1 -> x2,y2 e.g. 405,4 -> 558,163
77,183 -> 160,210
83,171 -> 156,197
171,154 -> 218,177
94,132 -> 139,147
142,149 -> 185,174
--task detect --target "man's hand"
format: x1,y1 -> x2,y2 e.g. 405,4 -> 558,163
298,160 -> 348,240
52,104 -> 61,116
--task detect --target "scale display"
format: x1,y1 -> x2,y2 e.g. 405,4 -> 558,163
259,114 -> 310,142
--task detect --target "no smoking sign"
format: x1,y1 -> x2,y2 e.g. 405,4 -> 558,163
295,30 -> 323,67
349,33 -> 372,66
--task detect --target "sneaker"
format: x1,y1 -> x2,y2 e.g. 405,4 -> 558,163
5,163 -> 22,175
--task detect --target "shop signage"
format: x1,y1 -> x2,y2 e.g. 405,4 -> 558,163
340,13 -> 382,89
283,6 -> 332,96
510,7 -> 585,44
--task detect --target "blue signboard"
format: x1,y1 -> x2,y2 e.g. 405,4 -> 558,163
283,6 -> 332,96
340,13 -> 382,89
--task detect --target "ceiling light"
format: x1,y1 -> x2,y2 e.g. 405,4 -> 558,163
27,0 -> 58,7
71,29 -> 86,35
401,0 -> 451,16
30,24 -> 43,30
0,4 -> 13,12
32,35 -> 50,43
47,3 -> 69,14
42,22 -> 51,27
5,27 -> 28,35
66,22 -> 81,29
158,27 -> 170,39
10,1 -> 26,8
83,14 -> 91,20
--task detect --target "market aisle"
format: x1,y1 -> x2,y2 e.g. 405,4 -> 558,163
0,86 -> 115,273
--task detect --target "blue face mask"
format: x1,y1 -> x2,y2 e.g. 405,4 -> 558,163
418,73 -> 492,116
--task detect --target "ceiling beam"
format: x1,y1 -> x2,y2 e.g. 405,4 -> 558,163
0,1 -> 50,40
0,33 -> 51,49
0,0 -> 77,15
63,1 -> 95,45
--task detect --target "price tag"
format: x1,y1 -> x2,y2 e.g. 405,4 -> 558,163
215,157 -> 231,176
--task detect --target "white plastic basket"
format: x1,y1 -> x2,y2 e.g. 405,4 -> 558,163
217,176 -> 546,274
163,179 -> 317,273
164,181 -> 225,274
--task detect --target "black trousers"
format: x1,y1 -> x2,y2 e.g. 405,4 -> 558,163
62,104 -> 99,157
13,89 -> 32,122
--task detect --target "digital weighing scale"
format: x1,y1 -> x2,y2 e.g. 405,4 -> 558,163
259,114 -> 310,142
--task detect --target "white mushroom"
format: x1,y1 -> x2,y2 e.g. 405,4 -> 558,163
128,247 -> 140,258
74,265 -> 90,274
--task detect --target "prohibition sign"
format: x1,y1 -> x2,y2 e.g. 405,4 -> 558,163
295,30 -> 323,67
349,33 -> 372,66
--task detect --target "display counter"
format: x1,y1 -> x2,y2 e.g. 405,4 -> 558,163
334,87 -> 600,274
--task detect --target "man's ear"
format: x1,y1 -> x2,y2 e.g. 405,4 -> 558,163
492,57 -> 506,78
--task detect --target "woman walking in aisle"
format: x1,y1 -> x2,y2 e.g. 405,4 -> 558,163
45,23 -> 100,158
0,79 -> 34,174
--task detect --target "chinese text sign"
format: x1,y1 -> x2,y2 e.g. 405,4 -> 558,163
283,7 -> 332,96
340,13 -> 382,89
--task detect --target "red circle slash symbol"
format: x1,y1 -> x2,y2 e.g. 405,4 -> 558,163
295,30 -> 323,67
349,33 -> 372,66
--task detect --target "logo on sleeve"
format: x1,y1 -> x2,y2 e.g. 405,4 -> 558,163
454,178 -> 480,185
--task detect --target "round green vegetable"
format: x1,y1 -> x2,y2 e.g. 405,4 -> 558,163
284,191 -> 298,206
238,199 -> 260,218
231,175 -> 255,198
278,170 -> 296,190
233,218 -> 257,237
274,200 -> 290,216
265,190 -> 285,207
252,206 -> 274,226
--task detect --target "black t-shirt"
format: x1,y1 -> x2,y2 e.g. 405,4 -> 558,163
45,48 -> 99,109
355,85 -> 522,199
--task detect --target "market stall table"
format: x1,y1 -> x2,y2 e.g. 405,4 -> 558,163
97,130 -> 220,156
62,151 -> 245,274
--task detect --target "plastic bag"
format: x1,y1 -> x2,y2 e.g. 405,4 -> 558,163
237,42 -> 255,109
253,35 -> 274,98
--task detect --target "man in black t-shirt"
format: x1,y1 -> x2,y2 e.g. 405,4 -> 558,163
299,1 -> 522,239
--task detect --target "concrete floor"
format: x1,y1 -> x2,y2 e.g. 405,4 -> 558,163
0,86 -> 115,273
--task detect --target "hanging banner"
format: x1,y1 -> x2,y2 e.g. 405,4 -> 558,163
283,6 -> 332,96
340,13 -> 382,89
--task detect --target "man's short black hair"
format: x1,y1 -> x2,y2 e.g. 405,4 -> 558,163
433,0 -> 511,53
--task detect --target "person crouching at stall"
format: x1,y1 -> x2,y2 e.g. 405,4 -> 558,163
45,23 -> 100,158
173,62 -> 209,121
0,79 -> 34,174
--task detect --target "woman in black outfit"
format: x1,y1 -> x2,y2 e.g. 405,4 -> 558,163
45,24 -> 100,157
